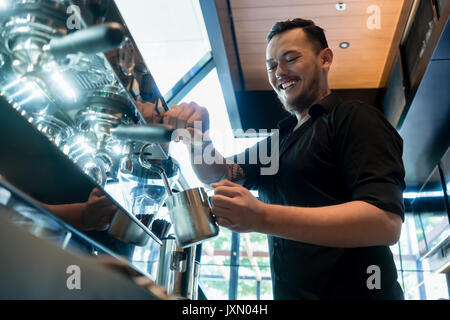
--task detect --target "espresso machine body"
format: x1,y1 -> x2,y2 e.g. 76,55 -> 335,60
0,0 -> 176,248
0,0 -> 182,277
0,1 -> 218,297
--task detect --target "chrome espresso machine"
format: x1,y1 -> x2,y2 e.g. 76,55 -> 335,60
0,0 -> 218,299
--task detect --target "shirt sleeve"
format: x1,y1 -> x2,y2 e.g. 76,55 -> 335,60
332,101 -> 406,220
231,133 -> 278,190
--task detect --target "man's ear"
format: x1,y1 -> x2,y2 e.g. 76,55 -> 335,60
320,48 -> 333,69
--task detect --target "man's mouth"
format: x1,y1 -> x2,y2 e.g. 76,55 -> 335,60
278,79 -> 299,90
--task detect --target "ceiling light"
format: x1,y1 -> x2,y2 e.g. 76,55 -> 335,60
336,2 -> 346,11
339,41 -> 350,49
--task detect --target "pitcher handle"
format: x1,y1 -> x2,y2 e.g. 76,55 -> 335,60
199,187 -> 218,224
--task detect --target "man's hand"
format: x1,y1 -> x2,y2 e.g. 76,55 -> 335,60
162,101 -> 210,132
162,101 -> 210,145
135,101 -> 164,124
136,100 -> 210,146
211,180 -> 267,232
80,188 -> 117,231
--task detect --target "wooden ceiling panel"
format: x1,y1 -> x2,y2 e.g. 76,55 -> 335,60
235,24 -> 398,44
229,0 -> 407,90
239,39 -> 396,54
231,1 -> 401,21
230,0 -> 370,8
233,14 -> 396,33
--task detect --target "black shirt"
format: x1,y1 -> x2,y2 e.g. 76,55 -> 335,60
237,93 -> 406,300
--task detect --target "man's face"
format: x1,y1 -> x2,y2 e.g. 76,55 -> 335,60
266,28 -> 328,114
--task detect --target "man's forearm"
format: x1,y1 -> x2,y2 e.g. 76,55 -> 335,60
39,202 -> 86,229
259,201 -> 402,248
189,142 -> 246,185
191,159 -> 227,185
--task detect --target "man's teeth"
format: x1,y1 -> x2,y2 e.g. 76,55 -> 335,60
281,81 -> 297,89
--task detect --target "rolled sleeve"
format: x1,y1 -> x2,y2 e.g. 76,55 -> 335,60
333,102 -> 406,220
232,139 -> 262,190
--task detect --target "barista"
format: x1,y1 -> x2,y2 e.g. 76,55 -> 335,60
136,18 -> 406,300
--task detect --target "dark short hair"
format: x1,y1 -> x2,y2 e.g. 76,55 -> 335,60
266,18 -> 328,53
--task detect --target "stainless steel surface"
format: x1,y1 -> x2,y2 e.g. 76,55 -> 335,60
110,124 -> 175,144
156,236 -> 198,299
0,0 -> 174,247
165,188 -> 219,248
171,245 -> 196,299
108,208 -> 150,246
156,236 -> 176,291
138,144 -> 174,196
192,261 -> 200,300
47,22 -> 125,57
109,145 -> 179,244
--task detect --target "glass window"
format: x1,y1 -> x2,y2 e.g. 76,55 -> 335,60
199,264 -> 230,300
182,69 -> 264,158
167,68 -> 265,189
238,233 -> 273,300
237,266 -> 273,300
199,227 -> 232,300
115,0 -> 211,95
394,212 -> 450,300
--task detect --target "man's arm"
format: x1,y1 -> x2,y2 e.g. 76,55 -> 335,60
189,139 -> 246,185
211,180 -> 402,248
37,188 -> 117,231
211,102 -> 405,248
136,100 -> 248,186
262,200 -> 402,247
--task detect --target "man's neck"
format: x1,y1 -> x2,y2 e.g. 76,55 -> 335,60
294,89 -> 331,124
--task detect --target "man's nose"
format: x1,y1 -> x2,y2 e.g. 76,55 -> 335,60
275,62 -> 288,78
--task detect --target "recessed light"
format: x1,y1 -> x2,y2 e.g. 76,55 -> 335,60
336,2 -> 346,11
339,41 -> 350,49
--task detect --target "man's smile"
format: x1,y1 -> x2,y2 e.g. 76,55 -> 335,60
278,78 -> 300,91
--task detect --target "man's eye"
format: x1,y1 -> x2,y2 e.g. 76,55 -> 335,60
267,65 -> 276,71
286,56 -> 300,63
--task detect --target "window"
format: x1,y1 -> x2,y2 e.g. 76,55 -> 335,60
391,213 -> 449,300
115,0 -> 211,95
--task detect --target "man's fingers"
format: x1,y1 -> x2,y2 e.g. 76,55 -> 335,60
215,216 -> 234,228
136,101 -> 160,121
151,110 -> 163,123
178,105 -> 195,122
212,179 -> 240,188
91,196 -> 116,208
211,202 -> 231,214
186,108 -> 207,129
90,188 -> 104,196
162,102 -> 209,133
211,194 -> 234,208
187,101 -> 201,108
168,111 -> 185,128
100,215 -> 113,224
135,100 -> 145,113
163,105 -> 182,127
221,179 -> 241,187
212,187 -> 239,198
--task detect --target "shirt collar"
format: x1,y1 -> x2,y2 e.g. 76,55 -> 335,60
277,92 -> 342,131
310,91 -> 342,116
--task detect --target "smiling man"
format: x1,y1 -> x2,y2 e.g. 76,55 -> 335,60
137,18 -> 406,300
